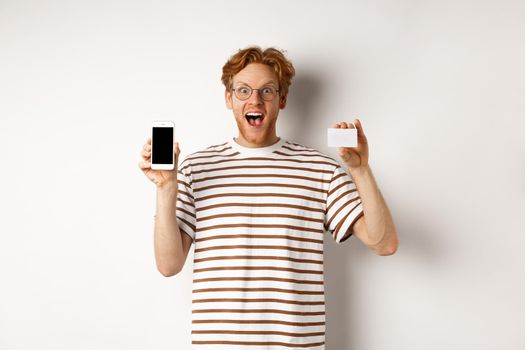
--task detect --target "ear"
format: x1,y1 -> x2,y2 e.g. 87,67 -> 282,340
279,93 -> 288,109
225,89 -> 233,109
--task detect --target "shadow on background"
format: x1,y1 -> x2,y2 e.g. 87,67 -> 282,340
285,71 -> 357,349
282,71 -> 324,143
284,71 -> 440,349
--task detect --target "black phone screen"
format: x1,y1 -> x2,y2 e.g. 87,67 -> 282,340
152,127 -> 174,164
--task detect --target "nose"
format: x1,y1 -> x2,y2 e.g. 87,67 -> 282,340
247,89 -> 264,104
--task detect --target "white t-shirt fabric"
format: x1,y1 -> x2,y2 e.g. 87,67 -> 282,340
176,137 -> 364,349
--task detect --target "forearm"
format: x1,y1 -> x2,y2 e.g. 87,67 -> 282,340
154,184 -> 185,275
349,165 -> 398,251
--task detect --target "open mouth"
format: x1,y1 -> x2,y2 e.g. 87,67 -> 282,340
245,112 -> 264,127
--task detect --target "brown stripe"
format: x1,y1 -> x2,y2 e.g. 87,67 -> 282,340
340,210 -> 365,243
188,146 -> 232,156
186,151 -> 240,161
326,188 -> 359,213
192,298 -> 325,306
177,197 -> 193,208
178,190 -> 194,200
195,234 -> 323,244
333,211 -> 350,240
282,145 -> 317,153
197,223 -> 324,234
192,287 -> 324,295
325,196 -> 359,230
192,330 -> 325,337
176,216 -> 196,232
330,169 -> 347,184
327,180 -> 354,197
195,192 -> 324,204
176,179 -> 191,190
194,182 -> 327,194
198,202 -> 325,214
284,141 -> 319,153
192,319 -> 325,327
192,340 -> 325,348
193,266 -> 323,275
191,164 -> 332,176
177,170 -> 193,186
195,244 -> 323,254
179,151 -> 237,171
193,255 -> 323,265
205,141 -> 228,149
193,173 -> 330,185
197,213 -> 323,224
275,150 -> 334,161
333,202 -> 361,241
184,157 -> 337,171
176,206 -> 196,219
193,276 -> 323,285
192,309 -> 325,316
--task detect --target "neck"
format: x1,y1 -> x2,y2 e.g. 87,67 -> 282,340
235,134 -> 280,148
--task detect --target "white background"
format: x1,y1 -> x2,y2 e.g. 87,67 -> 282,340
1,0 -> 524,349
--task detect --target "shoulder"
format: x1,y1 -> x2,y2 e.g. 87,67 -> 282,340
280,140 -> 340,168
179,141 -> 233,171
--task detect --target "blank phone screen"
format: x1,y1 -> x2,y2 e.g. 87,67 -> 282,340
152,127 -> 174,164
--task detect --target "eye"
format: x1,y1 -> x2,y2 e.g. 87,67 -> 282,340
237,86 -> 251,95
261,87 -> 275,96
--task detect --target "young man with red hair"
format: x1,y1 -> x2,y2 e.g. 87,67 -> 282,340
139,46 -> 398,349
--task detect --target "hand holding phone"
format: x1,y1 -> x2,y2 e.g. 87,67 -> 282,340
138,121 -> 178,187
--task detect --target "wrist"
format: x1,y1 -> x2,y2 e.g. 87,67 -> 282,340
156,182 -> 178,197
348,165 -> 371,180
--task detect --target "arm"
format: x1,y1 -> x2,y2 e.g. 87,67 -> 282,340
139,139 -> 193,277
154,184 -> 193,276
335,119 -> 399,256
349,166 -> 398,256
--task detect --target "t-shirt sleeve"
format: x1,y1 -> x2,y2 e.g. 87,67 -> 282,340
176,160 -> 196,242
325,165 -> 364,244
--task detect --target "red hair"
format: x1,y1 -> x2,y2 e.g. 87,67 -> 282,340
221,46 -> 296,96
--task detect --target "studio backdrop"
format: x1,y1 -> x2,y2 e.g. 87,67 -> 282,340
1,0 -> 524,349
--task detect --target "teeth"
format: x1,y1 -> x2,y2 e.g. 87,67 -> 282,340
246,112 -> 263,117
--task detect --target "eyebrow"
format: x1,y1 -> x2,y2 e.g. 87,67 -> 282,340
234,80 -> 278,87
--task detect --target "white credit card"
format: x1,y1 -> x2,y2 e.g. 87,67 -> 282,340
327,128 -> 358,147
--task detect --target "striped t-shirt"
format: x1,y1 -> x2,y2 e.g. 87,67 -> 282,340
176,137 -> 364,349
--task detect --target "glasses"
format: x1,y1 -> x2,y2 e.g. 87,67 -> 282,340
231,85 -> 280,101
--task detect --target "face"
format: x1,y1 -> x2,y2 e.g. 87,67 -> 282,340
225,63 -> 287,147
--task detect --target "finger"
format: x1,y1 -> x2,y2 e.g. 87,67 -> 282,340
348,121 -> 356,129
147,137 -> 151,145
354,118 -> 366,137
141,149 -> 151,160
341,122 -> 348,129
174,142 -> 180,164
138,160 -> 151,169
143,144 -> 151,151
338,147 -> 354,161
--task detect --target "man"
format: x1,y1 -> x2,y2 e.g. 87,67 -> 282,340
139,46 -> 398,349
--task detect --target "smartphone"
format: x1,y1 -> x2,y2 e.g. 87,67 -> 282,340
151,121 -> 175,170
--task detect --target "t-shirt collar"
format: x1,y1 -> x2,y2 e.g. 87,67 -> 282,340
229,137 -> 285,156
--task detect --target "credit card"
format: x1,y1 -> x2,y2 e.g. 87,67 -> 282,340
327,128 -> 358,147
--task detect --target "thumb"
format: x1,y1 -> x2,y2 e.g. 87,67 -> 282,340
338,147 -> 354,163
174,142 -> 180,162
